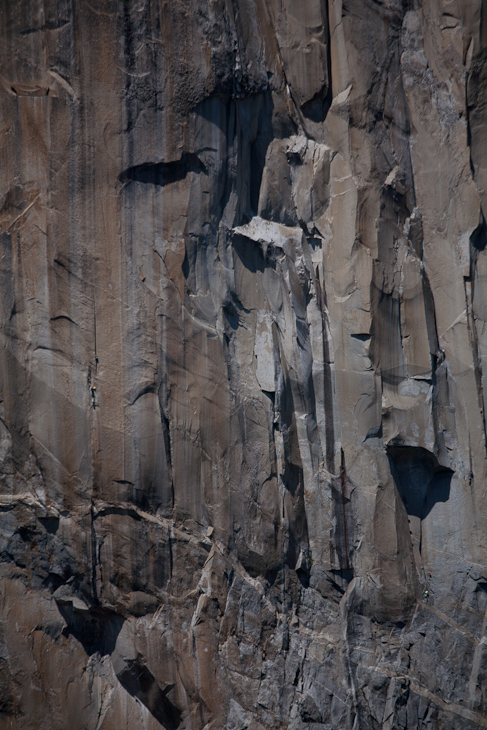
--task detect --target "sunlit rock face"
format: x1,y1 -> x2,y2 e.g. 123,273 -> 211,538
1,1 -> 487,728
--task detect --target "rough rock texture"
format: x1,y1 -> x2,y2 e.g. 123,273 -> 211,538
1,0 -> 487,728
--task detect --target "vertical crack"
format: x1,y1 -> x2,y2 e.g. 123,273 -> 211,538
339,448 -> 351,571
90,500 -> 98,604
315,266 -> 335,473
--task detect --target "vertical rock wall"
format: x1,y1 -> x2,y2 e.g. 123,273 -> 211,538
1,1 -> 487,728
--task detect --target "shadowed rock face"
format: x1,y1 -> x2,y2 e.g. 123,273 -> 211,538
1,0 -> 487,728
387,445 -> 453,520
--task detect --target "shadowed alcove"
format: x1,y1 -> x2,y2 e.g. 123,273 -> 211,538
387,445 -> 453,519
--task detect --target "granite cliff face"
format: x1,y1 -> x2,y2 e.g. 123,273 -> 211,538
1,1 -> 487,728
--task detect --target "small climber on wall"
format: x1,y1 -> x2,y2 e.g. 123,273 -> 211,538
91,385 -> 96,409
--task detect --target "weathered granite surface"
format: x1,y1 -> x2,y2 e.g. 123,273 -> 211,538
1,0 -> 487,727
